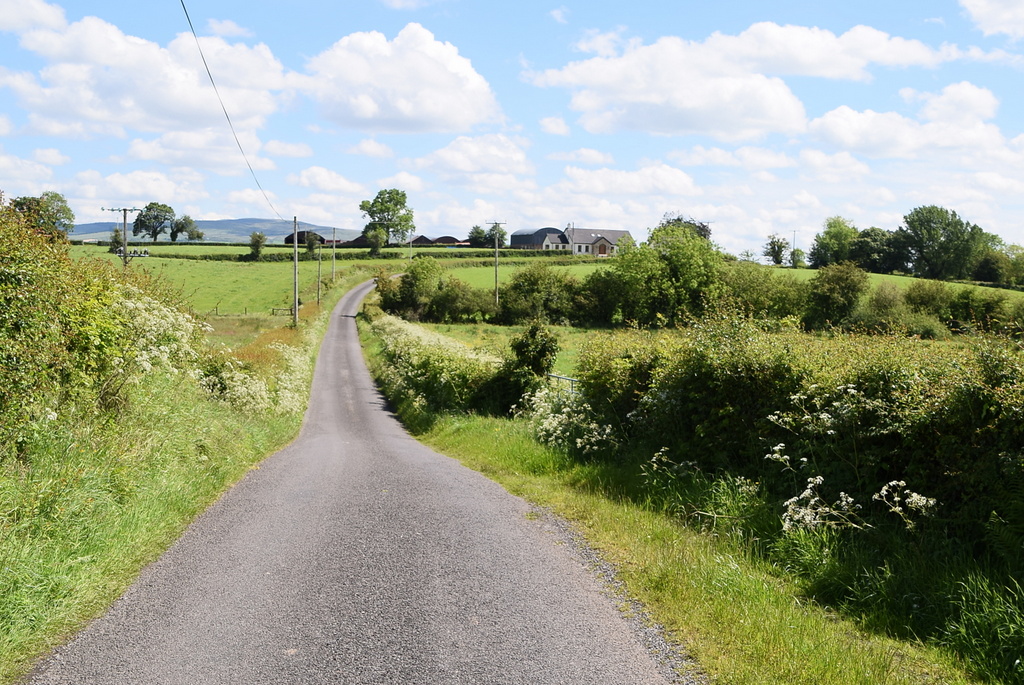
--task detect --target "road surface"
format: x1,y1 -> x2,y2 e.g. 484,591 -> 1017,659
26,280 -> 691,684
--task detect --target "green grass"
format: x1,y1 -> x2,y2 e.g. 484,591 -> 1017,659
420,322 -> 596,377
446,262 -> 603,289
771,264 -> 1024,302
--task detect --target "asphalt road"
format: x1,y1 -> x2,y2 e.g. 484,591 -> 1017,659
25,280 -> 689,684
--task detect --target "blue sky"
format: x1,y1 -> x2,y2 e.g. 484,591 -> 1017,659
2,0 -> 1024,254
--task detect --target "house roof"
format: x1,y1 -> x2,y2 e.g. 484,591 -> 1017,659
510,226 -> 563,246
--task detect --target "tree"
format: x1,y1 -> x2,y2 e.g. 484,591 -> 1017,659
365,226 -> 387,256
109,224 -> 125,255
305,231 -> 320,256
11,191 -> 75,239
360,189 -> 414,245
762,233 -> 790,265
802,262 -> 869,329
902,205 -> 986,280
249,231 -> 266,260
485,222 -> 507,248
133,202 -> 175,242
658,212 -> 711,240
849,227 -> 900,273
170,215 -> 203,242
789,248 -> 807,269
809,216 -> 858,268
809,217 -> 856,267
467,225 -> 488,248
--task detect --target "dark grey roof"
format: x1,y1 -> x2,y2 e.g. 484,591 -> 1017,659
510,226 -> 563,246
566,227 -> 632,245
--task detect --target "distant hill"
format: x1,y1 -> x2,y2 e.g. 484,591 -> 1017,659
72,218 -> 361,244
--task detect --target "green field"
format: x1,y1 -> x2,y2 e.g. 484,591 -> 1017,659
773,264 -> 1024,301
420,322 -> 596,377
446,262 -> 604,289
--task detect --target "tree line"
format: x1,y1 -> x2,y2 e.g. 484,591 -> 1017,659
763,205 -> 1022,285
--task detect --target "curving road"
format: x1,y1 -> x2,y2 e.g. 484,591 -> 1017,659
26,280 -> 688,684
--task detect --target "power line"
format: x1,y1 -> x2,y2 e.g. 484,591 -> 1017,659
179,0 -> 284,221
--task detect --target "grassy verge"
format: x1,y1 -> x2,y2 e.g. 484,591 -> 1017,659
359,317 -> 978,685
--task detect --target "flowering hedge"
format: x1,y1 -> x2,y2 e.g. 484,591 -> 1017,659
573,318 -> 1024,543
369,314 -> 501,417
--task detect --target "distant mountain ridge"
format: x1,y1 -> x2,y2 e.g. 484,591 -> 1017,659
72,218 -> 361,244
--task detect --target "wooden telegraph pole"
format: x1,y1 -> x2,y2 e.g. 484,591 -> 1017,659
292,216 -> 299,328
488,221 -> 505,307
103,207 -> 142,269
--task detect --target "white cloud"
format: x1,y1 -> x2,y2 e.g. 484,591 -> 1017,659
0,148 -> 52,184
550,7 -> 569,24
903,80 -> 999,124
415,134 -> 534,176
1,16 -> 285,138
799,149 -> 871,183
960,0 -> 1024,38
529,34 -> 807,140
574,28 -> 632,58
540,116 -> 570,135
207,19 -> 252,37
972,171 -> 1024,193
288,166 -> 365,193
704,22 -> 958,81
0,0 -> 66,32
126,129 -> 275,174
32,147 -> 68,165
377,170 -> 425,192
75,169 -> 207,205
557,163 -> 700,196
0,116 -> 12,136
547,148 -> 614,164
670,145 -> 796,169
264,140 -> 313,157
299,23 -> 501,133
810,82 -> 1004,158
348,139 -> 394,158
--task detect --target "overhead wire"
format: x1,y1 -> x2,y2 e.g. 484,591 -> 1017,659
179,0 -> 285,221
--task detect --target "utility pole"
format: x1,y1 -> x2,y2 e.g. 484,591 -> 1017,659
331,226 -> 336,281
292,216 -> 299,328
317,242 -> 322,306
102,206 -> 142,269
488,221 -> 506,307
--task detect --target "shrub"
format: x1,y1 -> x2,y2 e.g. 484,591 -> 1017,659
949,286 -> 1008,332
802,262 -> 869,329
904,279 -> 954,320
846,283 -> 950,339
427,276 -> 496,323
497,263 -> 581,325
721,261 -> 809,319
369,314 -> 499,421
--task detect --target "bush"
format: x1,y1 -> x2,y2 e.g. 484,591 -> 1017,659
846,283 -> 950,339
427,276 -> 496,323
721,261 -> 809,319
802,262 -> 869,329
949,286 -> 1008,332
904,279 -> 954,320
497,263 -> 581,325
